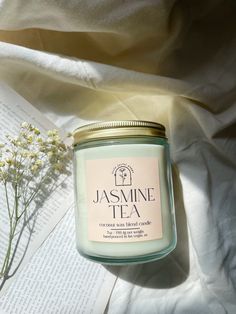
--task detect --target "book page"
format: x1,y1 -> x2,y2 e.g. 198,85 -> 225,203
0,83 -> 117,312
0,207 -> 117,314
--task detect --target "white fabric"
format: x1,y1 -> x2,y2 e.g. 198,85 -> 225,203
0,0 -> 236,313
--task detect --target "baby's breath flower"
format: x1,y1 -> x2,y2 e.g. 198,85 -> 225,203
53,163 -> 64,172
46,138 -> 53,144
29,152 -> 38,159
20,131 -> 27,137
35,160 -> 43,167
27,135 -> 34,144
37,137 -> 43,144
47,129 -> 58,137
34,128 -> 40,135
20,151 -> 29,158
10,139 -> 17,145
29,124 -> 37,132
6,159 -> 14,165
59,143 -> 66,150
47,151 -> 54,158
21,122 -> 29,128
39,147 -> 46,153
31,165 -> 39,173
16,141 -> 23,147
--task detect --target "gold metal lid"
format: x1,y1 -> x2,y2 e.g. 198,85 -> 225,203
73,120 -> 166,145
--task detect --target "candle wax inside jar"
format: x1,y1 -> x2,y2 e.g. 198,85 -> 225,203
74,143 -> 176,259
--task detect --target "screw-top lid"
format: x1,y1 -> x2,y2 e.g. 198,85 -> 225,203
72,120 -> 166,145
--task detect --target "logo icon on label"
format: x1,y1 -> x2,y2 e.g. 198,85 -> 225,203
114,164 -> 133,186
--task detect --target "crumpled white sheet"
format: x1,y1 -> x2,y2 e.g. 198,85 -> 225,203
0,0 -> 235,313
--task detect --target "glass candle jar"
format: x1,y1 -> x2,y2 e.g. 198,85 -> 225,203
73,121 -> 177,265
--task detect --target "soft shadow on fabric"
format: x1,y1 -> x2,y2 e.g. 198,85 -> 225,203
104,165 -> 189,289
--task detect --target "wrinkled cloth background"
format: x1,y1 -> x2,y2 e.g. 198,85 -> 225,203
0,0 -> 236,313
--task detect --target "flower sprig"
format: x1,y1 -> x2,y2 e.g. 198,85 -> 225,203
0,122 -> 71,284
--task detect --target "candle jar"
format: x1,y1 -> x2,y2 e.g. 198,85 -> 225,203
73,121 -> 177,265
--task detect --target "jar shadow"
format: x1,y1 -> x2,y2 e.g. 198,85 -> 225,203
103,164 -> 189,289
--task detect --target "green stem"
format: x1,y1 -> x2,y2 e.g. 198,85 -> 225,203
0,217 -> 17,278
4,182 -> 11,220
15,184 -> 19,220
1,182 -> 19,278
18,169 -> 51,220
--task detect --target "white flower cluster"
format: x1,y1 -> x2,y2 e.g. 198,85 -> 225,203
0,122 -> 70,183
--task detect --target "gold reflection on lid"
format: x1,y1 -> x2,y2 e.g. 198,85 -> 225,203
73,120 -> 166,145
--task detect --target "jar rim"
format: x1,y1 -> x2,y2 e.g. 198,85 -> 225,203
72,120 -> 166,145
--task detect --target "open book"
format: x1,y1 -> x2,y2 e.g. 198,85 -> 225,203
0,83 -> 116,313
